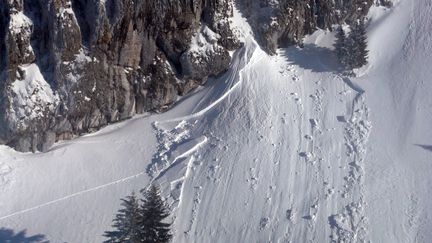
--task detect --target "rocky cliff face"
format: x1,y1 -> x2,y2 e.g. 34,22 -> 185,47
0,0 -> 374,152
238,0 -> 374,54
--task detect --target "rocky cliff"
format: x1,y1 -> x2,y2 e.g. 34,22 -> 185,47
239,0 -> 375,54
0,0 -> 375,152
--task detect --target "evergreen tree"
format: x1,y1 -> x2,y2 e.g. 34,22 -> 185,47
335,25 -> 348,67
344,32 -> 357,70
140,185 -> 172,243
351,19 -> 369,68
335,20 -> 369,70
104,192 -> 142,243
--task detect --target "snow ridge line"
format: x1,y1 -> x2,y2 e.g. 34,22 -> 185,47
0,171 -> 148,221
156,38 -> 261,125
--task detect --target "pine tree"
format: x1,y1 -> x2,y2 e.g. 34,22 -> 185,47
335,25 -> 348,68
140,185 -> 172,243
335,20 -> 369,70
345,19 -> 368,69
104,192 -> 142,243
352,19 -> 369,68
344,32 -> 357,70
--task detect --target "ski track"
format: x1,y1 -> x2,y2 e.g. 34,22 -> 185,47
0,170 -> 147,221
0,126 -> 208,222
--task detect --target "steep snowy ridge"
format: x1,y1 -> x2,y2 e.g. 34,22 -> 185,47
0,0 -> 432,242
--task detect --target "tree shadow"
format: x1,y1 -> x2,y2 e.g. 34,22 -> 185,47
0,227 -> 48,243
414,144 -> 432,153
279,44 -> 344,73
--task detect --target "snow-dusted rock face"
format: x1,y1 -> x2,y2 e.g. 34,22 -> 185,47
0,0 -> 374,152
239,0 -> 374,54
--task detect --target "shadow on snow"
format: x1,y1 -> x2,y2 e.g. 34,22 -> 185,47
0,227 -> 48,243
280,44 -> 344,73
414,144 -> 432,153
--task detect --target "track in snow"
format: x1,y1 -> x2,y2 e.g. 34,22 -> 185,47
0,170 -> 147,221
329,77 -> 371,242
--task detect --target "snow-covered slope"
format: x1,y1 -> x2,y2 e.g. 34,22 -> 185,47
1,0 -> 431,242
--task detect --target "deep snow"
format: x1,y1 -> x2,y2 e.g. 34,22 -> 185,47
1,0 -> 432,242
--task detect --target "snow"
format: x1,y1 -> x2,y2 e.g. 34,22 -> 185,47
64,48 -> 92,83
57,2 -> 78,29
1,0 -> 432,242
58,6 -> 75,19
74,48 -> 92,64
8,11 -> 35,61
8,11 -> 32,35
189,25 -> 219,53
9,64 -> 58,129
229,4 -> 254,43
186,24 -> 224,66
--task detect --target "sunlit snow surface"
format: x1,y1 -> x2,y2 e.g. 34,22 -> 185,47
1,0 -> 432,242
